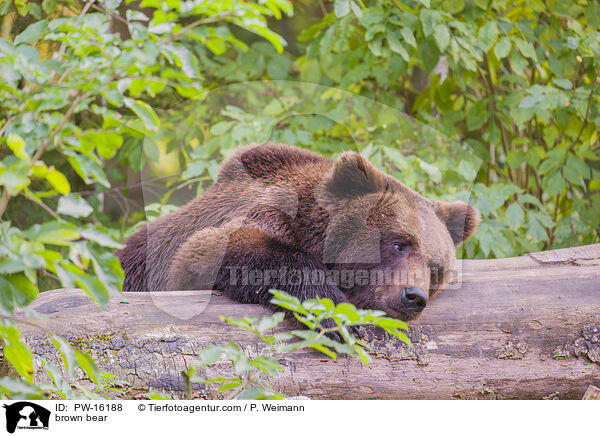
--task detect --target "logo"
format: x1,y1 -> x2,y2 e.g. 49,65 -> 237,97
2,402 -> 50,433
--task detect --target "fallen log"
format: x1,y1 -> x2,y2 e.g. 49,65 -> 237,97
16,244 -> 600,399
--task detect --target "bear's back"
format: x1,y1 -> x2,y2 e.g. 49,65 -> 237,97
216,142 -> 327,185
118,143 -> 332,292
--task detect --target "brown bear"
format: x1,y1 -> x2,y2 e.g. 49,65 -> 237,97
117,143 -> 478,323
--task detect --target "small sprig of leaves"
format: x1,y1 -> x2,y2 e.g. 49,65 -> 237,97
189,290 -> 410,399
0,321 -> 123,400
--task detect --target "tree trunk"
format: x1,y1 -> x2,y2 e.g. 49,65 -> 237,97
18,244 -> 600,399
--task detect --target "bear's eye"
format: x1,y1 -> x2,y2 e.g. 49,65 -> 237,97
393,242 -> 409,254
430,264 -> 443,282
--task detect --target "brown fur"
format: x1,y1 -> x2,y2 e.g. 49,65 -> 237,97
117,143 -> 479,321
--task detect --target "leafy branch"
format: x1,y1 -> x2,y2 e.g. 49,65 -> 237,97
188,290 -> 409,399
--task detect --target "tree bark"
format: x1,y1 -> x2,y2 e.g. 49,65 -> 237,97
18,244 -> 600,399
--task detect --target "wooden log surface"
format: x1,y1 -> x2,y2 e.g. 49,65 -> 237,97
17,244 -> 600,399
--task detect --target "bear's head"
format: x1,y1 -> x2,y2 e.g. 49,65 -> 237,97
318,151 -> 479,320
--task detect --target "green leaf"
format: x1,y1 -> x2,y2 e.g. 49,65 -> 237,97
0,1 -> 12,15
0,275 -> 36,313
40,358 -> 68,397
0,325 -> 34,383
494,36 -> 511,59
210,121 -> 234,135
510,49 -> 527,76
25,221 -> 79,246
509,106 -> 534,129
205,38 -> 226,55
519,194 -> 543,209
0,166 -> 30,195
308,343 -> 337,358
86,245 -> 123,295
42,0 -> 58,13
218,380 -> 243,391
256,312 -> 285,334
143,139 -> 160,163
80,227 -> 122,249
180,161 -> 206,179
526,212 -> 548,241
513,38 -> 537,61
442,0 -> 465,13
14,19 -> 48,45
0,277 -> 16,313
270,290 -> 308,315
75,350 -> 100,384
46,168 -> 71,194
506,149 -> 526,169
51,335 -> 77,378
566,156 -> 590,178
148,392 -> 172,400
333,302 -> 360,322
420,9 -> 441,38
79,132 -> 123,159
334,0 -> 350,18
478,225 -> 494,256
165,44 -> 199,79
387,29 -> 410,61
418,39 -> 440,71
466,98 -> 489,131
56,262 -> 110,305
478,21 -> 498,52
552,78 -> 572,90
197,345 -> 225,367
251,357 -> 283,375
505,203 -> 524,230
433,24 -> 450,52
544,171 -> 565,197
57,194 -> 93,218
5,274 -> 38,307
64,151 -> 111,188
419,160 -> 442,182
538,150 -> 565,174
7,133 -> 28,160
359,7 -> 385,27
585,0 -> 600,28
400,27 -> 416,48
124,98 -> 160,131
0,377 -> 45,399
525,146 -> 546,168
368,36 -> 384,56
562,164 -> 581,186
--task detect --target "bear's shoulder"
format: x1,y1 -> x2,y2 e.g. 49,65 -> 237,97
216,142 -> 325,183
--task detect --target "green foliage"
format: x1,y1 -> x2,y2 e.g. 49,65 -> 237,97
188,290 -> 409,399
0,322 -> 123,399
296,0 -> 600,257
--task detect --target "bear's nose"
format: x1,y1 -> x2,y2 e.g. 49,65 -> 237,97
401,287 -> 428,312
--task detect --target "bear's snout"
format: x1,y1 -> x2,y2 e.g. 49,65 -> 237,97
399,286 -> 428,312
375,286 -> 430,320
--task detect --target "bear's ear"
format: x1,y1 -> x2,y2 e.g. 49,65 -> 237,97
325,151 -> 384,197
435,200 -> 480,245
